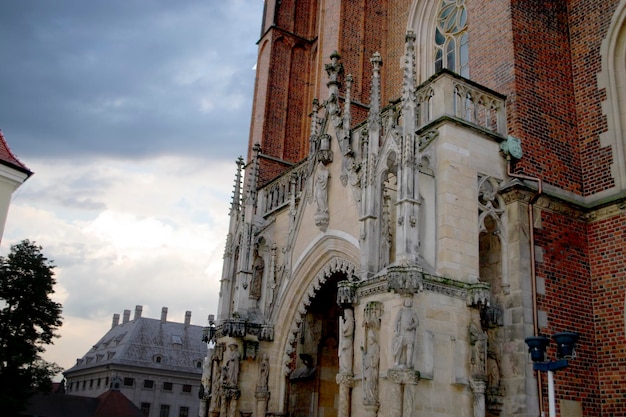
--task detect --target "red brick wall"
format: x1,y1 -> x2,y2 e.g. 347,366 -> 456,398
508,1 -> 581,193
588,212 -> 626,416
534,209 -> 599,415
250,0 -> 318,179
569,0 -> 619,195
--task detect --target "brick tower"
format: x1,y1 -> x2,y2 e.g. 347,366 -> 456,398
202,1 -> 626,416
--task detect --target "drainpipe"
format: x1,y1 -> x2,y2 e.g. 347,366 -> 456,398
506,158 -> 545,417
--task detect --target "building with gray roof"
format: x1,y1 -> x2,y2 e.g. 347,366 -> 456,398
64,306 -> 207,417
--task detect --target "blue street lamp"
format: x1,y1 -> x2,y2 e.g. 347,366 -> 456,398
525,332 -> 579,417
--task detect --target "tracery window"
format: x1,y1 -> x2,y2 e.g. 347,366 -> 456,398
434,0 -> 469,78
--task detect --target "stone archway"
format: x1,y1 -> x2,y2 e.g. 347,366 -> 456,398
286,271 -> 345,417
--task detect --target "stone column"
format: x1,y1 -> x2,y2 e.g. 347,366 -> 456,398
470,379 -> 486,417
255,391 -> 270,417
362,302 -> 384,417
387,368 -> 420,417
337,280 -> 357,417
336,373 -> 354,417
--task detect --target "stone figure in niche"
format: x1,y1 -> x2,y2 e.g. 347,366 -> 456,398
486,329 -> 501,389
222,344 -> 240,387
314,162 -> 330,228
250,249 -> 264,300
338,308 -> 355,374
362,327 -> 379,404
258,353 -> 269,390
290,354 -> 316,380
469,316 -> 487,380
392,296 -> 419,369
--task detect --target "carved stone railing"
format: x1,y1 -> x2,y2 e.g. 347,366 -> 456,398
215,319 -> 275,341
416,69 -> 507,137
259,160 -> 308,216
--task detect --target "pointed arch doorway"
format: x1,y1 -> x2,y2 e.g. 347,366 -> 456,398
286,271 -> 345,417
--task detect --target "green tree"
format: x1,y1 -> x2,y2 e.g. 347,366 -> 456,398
0,240 -> 63,415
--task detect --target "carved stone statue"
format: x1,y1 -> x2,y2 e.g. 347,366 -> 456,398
392,296 -> 419,368
258,353 -> 269,390
469,316 -> 487,380
314,162 -> 330,229
362,327 -> 379,404
250,249 -> 264,300
223,344 -> 240,387
338,308 -> 355,374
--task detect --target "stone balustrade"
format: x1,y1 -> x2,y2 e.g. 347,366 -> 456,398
416,69 -> 507,136
259,160 -> 308,216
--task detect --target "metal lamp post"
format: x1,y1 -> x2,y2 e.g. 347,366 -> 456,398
525,332 -> 579,417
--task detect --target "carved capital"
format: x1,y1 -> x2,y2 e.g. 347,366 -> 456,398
335,372 -> 355,387
222,387 -> 241,401
364,301 -> 384,328
387,368 -> 420,385
255,389 -> 270,400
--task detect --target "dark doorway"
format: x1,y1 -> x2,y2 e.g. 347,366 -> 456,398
287,272 -> 344,417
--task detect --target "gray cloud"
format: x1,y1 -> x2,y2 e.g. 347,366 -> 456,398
0,0 -> 261,161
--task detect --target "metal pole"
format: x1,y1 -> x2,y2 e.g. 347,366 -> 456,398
547,370 -> 556,417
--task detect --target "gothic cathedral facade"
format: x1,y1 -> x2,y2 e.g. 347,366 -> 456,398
201,1 -> 626,416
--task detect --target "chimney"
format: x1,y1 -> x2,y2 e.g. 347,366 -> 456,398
134,305 -> 143,320
185,311 -> 192,326
122,309 -> 131,324
111,313 -> 120,329
161,307 -> 168,323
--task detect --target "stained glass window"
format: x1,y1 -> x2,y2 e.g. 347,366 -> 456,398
434,0 -> 469,78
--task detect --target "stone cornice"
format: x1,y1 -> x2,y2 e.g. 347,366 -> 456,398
500,180 -> 626,223
355,268 -> 489,305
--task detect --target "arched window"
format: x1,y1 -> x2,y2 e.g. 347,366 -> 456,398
434,0 -> 469,78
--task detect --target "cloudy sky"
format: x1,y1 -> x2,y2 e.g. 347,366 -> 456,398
0,0 -> 263,377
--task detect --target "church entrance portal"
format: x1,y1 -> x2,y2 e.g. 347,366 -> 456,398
287,272 -> 343,417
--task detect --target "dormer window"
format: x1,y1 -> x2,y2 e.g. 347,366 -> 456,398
154,355 -> 163,364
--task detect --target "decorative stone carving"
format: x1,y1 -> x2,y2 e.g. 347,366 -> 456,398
259,324 -> 274,342
392,296 -> 419,369
244,341 -> 258,361
387,368 -> 420,385
499,134 -> 523,161
467,281 -> 491,307
478,175 -> 504,236
364,301 -> 384,328
387,265 -> 424,295
337,280 -> 358,307
316,134 -> 333,165
221,318 -> 246,338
